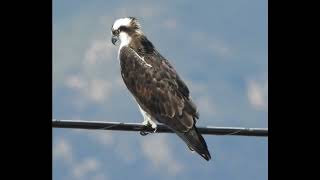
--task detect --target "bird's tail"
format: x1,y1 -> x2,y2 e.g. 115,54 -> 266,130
176,126 -> 211,161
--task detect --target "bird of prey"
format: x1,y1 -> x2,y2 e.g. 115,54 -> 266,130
111,17 -> 211,161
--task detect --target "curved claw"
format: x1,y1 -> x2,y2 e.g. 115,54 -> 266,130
140,131 -> 149,136
152,127 -> 157,133
140,121 -> 157,135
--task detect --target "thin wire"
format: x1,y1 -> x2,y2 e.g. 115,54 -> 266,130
99,123 -> 124,130
52,120 -> 268,137
223,129 -> 244,136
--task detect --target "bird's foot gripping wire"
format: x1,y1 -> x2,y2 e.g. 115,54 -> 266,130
140,121 -> 157,136
140,130 -> 149,136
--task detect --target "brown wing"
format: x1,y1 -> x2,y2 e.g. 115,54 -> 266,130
155,51 -> 191,99
120,46 -> 198,132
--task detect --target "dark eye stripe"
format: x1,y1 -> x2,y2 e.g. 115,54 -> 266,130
113,26 -> 135,35
119,26 -> 130,32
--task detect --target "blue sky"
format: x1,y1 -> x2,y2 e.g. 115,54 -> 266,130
53,0 -> 268,179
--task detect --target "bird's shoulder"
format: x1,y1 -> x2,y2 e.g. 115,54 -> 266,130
146,50 -> 190,99
120,45 -> 191,99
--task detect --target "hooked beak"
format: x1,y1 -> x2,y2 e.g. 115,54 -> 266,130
111,35 -> 118,45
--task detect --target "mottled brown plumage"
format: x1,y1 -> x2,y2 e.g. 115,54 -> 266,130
120,44 -> 198,132
112,17 -> 211,161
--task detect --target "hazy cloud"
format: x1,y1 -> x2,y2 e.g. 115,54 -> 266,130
163,18 -> 177,30
53,138 -> 73,164
84,40 -> 113,66
88,79 -> 112,102
53,137 -> 107,180
209,40 -> 232,57
195,95 -> 217,117
247,78 -> 268,111
65,75 -> 87,90
79,129 -> 137,164
140,134 -> 184,175
186,80 -> 217,119
91,173 -> 108,180
71,157 -> 101,179
191,32 -> 233,58
114,4 -> 162,19
87,130 -> 114,146
65,75 -> 112,103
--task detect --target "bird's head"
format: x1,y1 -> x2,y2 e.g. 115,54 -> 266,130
111,17 -> 142,46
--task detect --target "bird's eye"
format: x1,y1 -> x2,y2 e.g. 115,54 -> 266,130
114,29 -> 120,35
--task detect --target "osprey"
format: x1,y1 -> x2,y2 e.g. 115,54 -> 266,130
111,17 -> 211,161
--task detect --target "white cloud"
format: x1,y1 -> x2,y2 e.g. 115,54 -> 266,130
195,95 -> 217,117
88,79 -> 112,103
87,131 -> 114,146
71,157 -> 101,179
63,38 -> 119,104
140,134 -> 184,175
53,12 -> 103,89
65,75 -> 112,104
84,40 -> 114,66
53,137 -> 108,180
185,80 -> 217,119
53,138 -> 73,164
163,19 -> 177,30
191,32 -> 232,58
65,75 -> 87,89
209,40 -> 232,57
247,78 -> 268,110
75,129 -> 136,164
54,13 -> 121,107
113,137 -> 138,164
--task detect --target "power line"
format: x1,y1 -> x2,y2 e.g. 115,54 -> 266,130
52,119 -> 268,137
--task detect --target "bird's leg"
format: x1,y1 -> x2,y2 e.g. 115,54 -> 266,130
140,117 -> 149,136
144,115 -> 158,133
138,106 -> 157,135
148,120 -> 157,133
142,118 -> 150,126
140,117 -> 157,136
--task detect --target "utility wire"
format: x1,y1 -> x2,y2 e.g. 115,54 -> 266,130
52,119 -> 268,137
